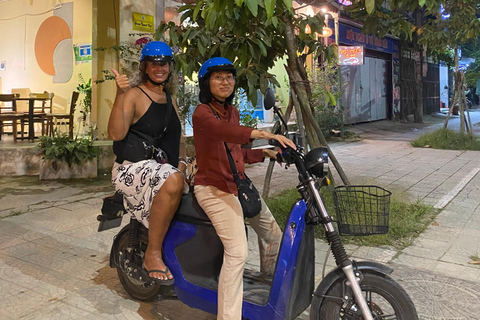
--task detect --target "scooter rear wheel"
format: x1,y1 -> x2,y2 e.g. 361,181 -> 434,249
313,273 -> 418,320
116,228 -> 162,302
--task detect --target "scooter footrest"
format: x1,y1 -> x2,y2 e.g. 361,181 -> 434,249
97,217 -> 123,232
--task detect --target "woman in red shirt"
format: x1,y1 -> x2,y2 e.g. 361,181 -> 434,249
192,57 -> 296,320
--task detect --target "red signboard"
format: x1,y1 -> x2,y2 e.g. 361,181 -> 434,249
338,46 -> 364,65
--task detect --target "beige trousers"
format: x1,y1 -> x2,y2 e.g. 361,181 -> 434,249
194,185 -> 282,320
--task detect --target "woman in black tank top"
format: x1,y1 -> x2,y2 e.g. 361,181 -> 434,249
108,41 -> 188,284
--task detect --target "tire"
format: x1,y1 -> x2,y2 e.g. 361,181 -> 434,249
312,273 -> 418,320
115,229 -> 162,302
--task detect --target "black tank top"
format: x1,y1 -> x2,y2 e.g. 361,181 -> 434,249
113,87 -> 181,167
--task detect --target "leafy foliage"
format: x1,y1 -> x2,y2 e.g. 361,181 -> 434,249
156,0 -> 332,105
176,78 -> 199,128
233,88 -> 259,127
347,0 -> 480,53
309,62 -> 345,137
76,74 -> 92,120
38,134 -> 101,167
463,41 -> 480,89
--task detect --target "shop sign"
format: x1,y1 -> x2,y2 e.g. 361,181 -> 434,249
133,12 -> 154,33
334,22 -> 400,60
338,46 -> 364,65
74,43 -> 92,64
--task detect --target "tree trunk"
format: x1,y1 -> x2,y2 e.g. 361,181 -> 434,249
413,7 -> 424,123
283,18 -> 350,186
262,98 -> 297,199
443,51 -> 471,134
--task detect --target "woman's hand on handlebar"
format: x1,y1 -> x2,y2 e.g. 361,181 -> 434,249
250,129 -> 296,150
262,148 -> 284,165
267,133 -> 296,150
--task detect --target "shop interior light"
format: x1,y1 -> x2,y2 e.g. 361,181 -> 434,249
318,27 -> 333,37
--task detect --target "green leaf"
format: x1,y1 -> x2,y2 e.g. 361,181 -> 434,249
235,0 -> 244,6
282,0 -> 293,14
272,16 -> 278,28
206,10 -> 217,29
265,0 -> 276,19
327,91 -> 336,106
198,40 -> 206,56
257,40 -> 267,56
366,0 -> 375,15
193,1 -> 203,21
418,0 -> 426,7
245,0 -> 258,17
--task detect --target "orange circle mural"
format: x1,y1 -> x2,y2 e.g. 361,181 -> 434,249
35,16 -> 72,75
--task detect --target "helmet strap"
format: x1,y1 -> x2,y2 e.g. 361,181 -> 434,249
213,96 -> 229,107
212,96 -> 225,104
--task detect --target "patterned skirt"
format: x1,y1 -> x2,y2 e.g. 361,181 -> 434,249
112,160 -> 188,228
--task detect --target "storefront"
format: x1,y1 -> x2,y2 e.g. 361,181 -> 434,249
327,19 -> 400,124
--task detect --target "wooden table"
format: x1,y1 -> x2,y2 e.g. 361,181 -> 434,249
15,97 -> 49,141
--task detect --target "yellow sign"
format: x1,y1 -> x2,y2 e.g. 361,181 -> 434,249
132,12 -> 154,32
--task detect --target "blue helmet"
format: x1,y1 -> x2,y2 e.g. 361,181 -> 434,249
140,41 -> 174,63
198,57 -> 236,104
198,57 -> 236,82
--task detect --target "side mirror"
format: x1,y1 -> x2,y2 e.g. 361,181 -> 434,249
264,88 -> 276,110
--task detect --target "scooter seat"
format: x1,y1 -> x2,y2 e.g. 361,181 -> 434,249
173,192 -> 213,226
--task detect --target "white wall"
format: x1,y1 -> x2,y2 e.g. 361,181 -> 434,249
0,0 -> 92,113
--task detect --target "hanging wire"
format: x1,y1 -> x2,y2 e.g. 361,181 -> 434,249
0,0 -> 63,21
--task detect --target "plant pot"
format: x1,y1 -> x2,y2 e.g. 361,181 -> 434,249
39,158 -> 98,180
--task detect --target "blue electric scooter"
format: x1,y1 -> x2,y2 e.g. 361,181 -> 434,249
98,89 -> 418,319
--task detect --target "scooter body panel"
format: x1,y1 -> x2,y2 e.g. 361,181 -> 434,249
242,199 -> 310,320
159,199 -> 310,320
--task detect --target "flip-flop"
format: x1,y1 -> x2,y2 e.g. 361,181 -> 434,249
142,265 -> 174,286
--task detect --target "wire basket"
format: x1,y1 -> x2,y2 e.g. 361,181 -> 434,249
333,185 -> 391,236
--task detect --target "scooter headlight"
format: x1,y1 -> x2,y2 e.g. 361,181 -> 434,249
305,147 -> 328,178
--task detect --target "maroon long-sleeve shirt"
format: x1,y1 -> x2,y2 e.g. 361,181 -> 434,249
192,101 -> 264,196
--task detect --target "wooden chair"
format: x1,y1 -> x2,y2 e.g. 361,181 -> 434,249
19,92 -> 54,138
0,93 -> 23,142
30,92 -> 54,113
45,91 -> 79,138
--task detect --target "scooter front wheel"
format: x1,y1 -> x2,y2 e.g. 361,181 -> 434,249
312,273 -> 418,320
115,228 -> 162,302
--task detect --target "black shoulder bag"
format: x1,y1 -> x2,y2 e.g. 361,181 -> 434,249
224,145 -> 262,218
207,104 -> 262,218
113,92 -> 172,164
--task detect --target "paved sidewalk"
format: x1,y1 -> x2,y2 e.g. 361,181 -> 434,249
0,111 -> 479,319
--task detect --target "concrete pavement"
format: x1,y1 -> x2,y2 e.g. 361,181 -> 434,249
0,110 -> 480,319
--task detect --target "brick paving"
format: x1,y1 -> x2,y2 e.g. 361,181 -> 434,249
1,110 -> 480,319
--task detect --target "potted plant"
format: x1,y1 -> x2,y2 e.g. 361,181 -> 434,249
38,134 -> 101,180
77,74 -> 92,129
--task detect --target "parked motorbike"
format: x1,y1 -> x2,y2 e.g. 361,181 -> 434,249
98,88 -> 418,319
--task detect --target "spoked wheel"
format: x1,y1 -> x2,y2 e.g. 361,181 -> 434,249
313,273 -> 418,320
115,229 -> 162,302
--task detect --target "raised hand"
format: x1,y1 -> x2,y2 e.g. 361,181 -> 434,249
111,68 -> 130,91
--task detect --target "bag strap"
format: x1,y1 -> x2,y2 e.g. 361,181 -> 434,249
207,103 -> 240,181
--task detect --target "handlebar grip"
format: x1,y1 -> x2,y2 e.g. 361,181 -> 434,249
268,138 -> 282,148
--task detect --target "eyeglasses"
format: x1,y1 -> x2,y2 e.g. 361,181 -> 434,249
211,74 -> 235,84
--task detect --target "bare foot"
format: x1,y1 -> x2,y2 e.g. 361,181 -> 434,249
143,249 -> 173,281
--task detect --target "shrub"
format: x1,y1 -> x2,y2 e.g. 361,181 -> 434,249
38,134 -> 100,167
